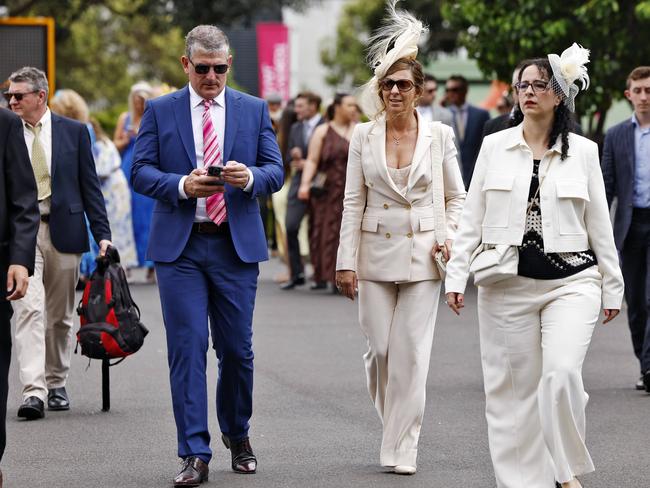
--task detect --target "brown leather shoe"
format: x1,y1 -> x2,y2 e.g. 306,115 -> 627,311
173,456 -> 208,487
222,434 -> 257,473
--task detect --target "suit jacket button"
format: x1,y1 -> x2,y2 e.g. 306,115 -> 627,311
385,232 -> 391,238
406,232 -> 413,238
383,203 -> 389,209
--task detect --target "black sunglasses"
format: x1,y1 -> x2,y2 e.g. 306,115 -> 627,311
379,78 -> 415,92
189,59 -> 229,75
3,91 -> 39,102
445,86 -> 463,93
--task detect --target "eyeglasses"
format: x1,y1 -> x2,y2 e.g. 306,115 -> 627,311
189,59 -> 229,75
514,79 -> 550,94
379,78 -> 415,92
3,91 -> 38,102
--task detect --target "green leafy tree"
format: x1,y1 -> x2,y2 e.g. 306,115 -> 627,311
442,0 -> 650,139
321,0 -> 459,88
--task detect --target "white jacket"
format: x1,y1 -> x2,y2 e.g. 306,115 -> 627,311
336,113 -> 466,282
445,124 -> 624,309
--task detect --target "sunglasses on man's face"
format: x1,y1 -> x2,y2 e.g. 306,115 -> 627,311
189,59 -> 229,75
379,78 -> 415,92
3,91 -> 38,102
445,86 -> 463,93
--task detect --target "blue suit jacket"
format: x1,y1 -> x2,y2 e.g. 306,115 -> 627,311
131,86 -> 284,263
49,113 -> 111,253
602,118 -> 636,249
458,104 -> 490,189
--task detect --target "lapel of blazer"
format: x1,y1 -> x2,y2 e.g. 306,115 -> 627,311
368,116 -> 403,196
624,120 -> 635,180
224,87 -> 242,163
50,113 -> 63,180
406,111 -> 433,193
172,86 -> 197,169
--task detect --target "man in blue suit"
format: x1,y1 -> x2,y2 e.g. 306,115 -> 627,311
444,75 -> 490,189
8,67 -> 112,421
603,66 -> 650,393
132,25 -> 283,487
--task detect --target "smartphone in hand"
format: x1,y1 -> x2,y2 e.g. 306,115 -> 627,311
207,165 -> 225,186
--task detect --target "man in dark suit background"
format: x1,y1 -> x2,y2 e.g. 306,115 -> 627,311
281,91 -> 324,290
602,65 -> 650,393
444,75 -> 490,189
132,25 -> 283,486
0,107 -> 39,488
7,67 -> 111,420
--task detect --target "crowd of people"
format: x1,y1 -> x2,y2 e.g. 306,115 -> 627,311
0,2 -> 649,488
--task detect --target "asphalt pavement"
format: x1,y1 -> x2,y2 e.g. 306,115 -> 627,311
3,259 -> 648,487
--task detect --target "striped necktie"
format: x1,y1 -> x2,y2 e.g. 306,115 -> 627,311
202,99 -> 227,225
26,122 -> 51,200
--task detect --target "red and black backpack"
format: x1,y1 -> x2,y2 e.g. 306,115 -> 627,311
76,246 -> 148,360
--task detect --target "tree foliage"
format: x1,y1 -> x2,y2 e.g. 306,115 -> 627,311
321,0 -> 458,89
441,0 -> 650,138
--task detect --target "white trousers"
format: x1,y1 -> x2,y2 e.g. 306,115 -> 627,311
477,267 -> 602,487
12,222 -> 81,401
358,279 -> 442,468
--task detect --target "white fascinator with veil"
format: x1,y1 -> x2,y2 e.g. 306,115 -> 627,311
547,43 -> 590,112
357,0 -> 427,119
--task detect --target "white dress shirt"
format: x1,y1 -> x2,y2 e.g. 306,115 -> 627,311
178,84 -> 254,222
22,107 -> 52,174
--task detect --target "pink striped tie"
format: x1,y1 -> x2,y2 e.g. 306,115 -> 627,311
202,99 -> 227,225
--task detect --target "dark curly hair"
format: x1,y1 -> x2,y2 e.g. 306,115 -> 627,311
509,58 -> 572,160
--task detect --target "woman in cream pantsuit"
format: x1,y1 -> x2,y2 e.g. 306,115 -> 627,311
445,52 -> 624,488
335,4 -> 465,474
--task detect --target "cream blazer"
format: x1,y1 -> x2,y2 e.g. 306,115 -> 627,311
336,112 -> 466,282
445,124 -> 624,309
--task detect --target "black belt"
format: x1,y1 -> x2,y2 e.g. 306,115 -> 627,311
40,214 -> 50,223
191,221 -> 229,235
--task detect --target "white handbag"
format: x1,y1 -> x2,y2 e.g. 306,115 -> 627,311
468,154 -> 557,286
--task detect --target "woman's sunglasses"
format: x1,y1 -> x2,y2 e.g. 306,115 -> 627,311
379,78 -> 415,92
189,59 -> 229,75
3,91 -> 38,102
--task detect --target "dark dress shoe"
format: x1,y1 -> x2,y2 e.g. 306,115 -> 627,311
280,275 -> 305,290
222,434 -> 257,473
636,376 -> 645,390
174,456 -> 208,487
644,371 -> 650,393
48,387 -> 70,411
310,281 -> 327,290
17,396 -> 45,420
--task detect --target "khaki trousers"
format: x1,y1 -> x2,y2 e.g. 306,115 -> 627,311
477,267 -> 602,487
13,222 -> 81,401
358,279 -> 442,468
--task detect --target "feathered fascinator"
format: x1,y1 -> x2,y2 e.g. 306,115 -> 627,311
356,0 -> 427,119
547,43 -> 590,112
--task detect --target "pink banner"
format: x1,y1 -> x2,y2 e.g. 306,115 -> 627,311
256,23 -> 290,102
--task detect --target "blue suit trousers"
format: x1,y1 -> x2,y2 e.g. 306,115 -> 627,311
155,230 -> 258,463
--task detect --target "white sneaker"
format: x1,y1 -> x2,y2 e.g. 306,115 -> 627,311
394,465 -> 416,475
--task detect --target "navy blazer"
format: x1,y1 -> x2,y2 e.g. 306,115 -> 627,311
458,104 -> 491,189
131,86 -> 284,264
48,114 -> 111,253
0,108 -> 39,293
602,118 -> 636,249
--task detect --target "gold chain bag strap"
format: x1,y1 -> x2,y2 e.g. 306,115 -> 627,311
469,153 -> 556,286
429,121 -> 447,278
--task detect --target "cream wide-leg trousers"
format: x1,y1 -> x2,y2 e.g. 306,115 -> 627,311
477,266 -> 602,487
358,279 -> 442,468
12,222 -> 81,402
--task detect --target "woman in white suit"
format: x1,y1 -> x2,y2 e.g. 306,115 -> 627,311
335,2 -> 465,475
445,49 -> 624,488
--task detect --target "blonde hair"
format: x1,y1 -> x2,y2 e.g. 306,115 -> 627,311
128,81 -> 153,117
50,89 -> 90,123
